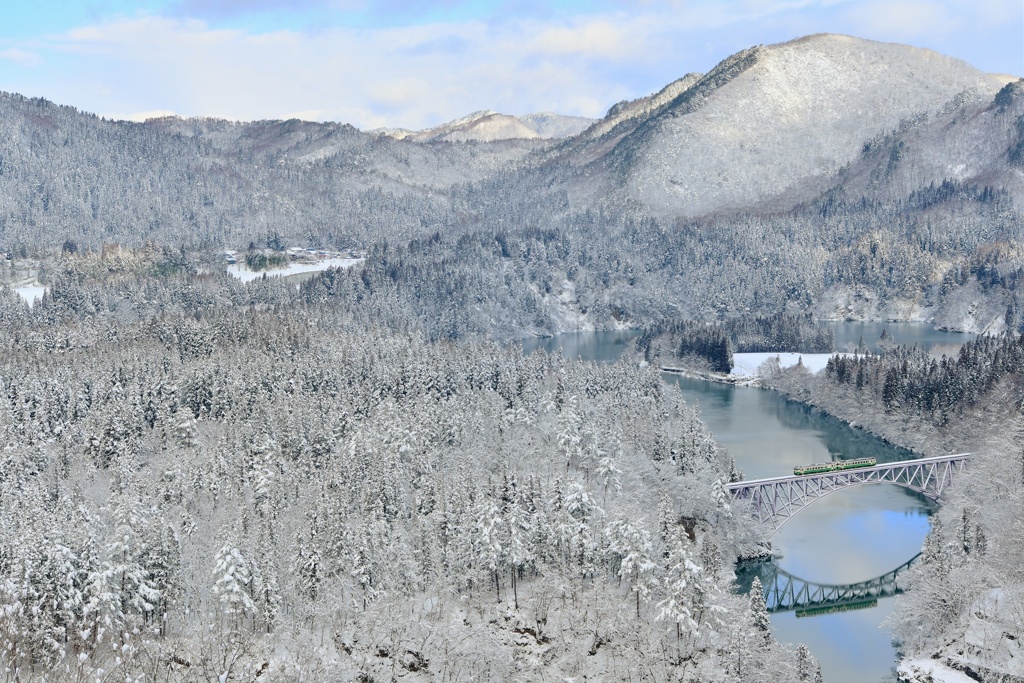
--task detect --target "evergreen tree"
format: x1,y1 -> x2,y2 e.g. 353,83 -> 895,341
749,576 -> 772,648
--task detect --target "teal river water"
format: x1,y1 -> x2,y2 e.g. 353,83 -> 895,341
521,324 -> 975,683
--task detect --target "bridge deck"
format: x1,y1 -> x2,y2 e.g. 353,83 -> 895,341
724,453 -> 969,532
725,453 -> 970,491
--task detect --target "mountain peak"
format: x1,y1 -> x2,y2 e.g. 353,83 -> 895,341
602,33 -> 1014,217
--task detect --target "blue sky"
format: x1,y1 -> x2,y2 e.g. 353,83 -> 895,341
0,0 -> 1020,129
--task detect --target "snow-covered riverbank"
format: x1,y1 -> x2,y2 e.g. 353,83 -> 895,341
729,352 -> 841,378
660,352 -> 842,386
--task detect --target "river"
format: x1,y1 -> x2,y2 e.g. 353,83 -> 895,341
522,325 -> 972,683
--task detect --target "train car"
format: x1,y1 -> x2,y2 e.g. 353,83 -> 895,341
836,457 -> 876,470
793,457 -> 876,476
792,461 -> 836,476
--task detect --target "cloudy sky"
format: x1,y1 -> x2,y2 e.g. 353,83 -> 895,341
0,0 -> 1020,130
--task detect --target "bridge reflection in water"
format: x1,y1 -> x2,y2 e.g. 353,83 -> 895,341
737,553 -> 920,616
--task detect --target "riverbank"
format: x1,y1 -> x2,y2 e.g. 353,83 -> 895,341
751,365 -> 1024,683
659,365 -> 755,385
763,364 -> 990,457
661,352 -> 841,386
662,368 -> 932,682
667,364 -> 981,683
537,329 -> 1020,683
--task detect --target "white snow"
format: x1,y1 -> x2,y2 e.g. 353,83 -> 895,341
898,658 -> 978,683
953,588 -> 1024,678
13,283 -> 47,307
729,352 -> 840,378
226,258 -> 363,283
900,588 -> 1024,682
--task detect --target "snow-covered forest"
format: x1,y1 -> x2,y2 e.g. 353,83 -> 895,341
0,269 -> 825,681
3,85 -> 1024,341
635,313 -> 836,373
1,35 -> 1024,682
764,335 -> 1024,681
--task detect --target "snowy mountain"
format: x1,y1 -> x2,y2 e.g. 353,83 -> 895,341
563,34 -> 1015,217
3,32 -> 1024,683
374,110 -> 593,142
518,112 -> 594,139
1,33 -> 1022,321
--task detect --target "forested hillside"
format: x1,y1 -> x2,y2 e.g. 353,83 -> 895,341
0,269 -> 823,681
766,335 -> 1024,681
1,31 -> 1023,681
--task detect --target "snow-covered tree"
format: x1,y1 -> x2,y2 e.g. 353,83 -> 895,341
606,519 -> 657,617
212,545 -> 256,628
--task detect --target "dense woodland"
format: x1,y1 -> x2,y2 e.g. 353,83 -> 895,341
0,65 -> 1022,682
0,269 -> 828,681
771,331 -> 1024,449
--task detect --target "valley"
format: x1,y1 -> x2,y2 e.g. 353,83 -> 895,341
0,32 -> 1022,682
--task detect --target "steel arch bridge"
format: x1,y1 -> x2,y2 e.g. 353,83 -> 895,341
725,453 -> 969,533
749,553 -> 920,615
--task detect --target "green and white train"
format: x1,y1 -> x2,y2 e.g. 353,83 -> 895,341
793,457 -> 876,476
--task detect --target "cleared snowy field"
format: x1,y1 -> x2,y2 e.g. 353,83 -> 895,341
13,283 -> 47,307
227,257 -> 364,283
729,352 -> 841,378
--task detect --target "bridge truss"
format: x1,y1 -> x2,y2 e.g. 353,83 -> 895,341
725,453 -> 969,533
751,553 -> 920,615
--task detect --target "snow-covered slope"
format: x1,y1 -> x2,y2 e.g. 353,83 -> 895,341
592,34 -> 1014,217
551,73 -> 703,165
519,112 -> 594,139
375,111 -> 593,143
825,78 -> 1024,205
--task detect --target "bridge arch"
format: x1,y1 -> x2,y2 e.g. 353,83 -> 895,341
740,553 -> 920,615
724,453 -> 968,534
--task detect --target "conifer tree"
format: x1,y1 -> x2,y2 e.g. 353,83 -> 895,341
749,576 -> 772,648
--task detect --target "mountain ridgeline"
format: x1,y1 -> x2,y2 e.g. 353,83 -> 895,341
2,32 -> 1024,683
1,34 -> 1023,339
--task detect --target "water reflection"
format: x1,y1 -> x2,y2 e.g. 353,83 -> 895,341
768,396 -> 913,464
735,549 -> 920,613
831,321 -> 975,353
523,327 -> 941,683
520,329 -> 642,361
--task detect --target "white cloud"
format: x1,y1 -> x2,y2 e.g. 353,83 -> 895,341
279,108 -> 327,120
31,15 -> 656,127
0,48 -> 43,66
839,0 -> 959,38
839,0 -> 1022,39
2,0 -> 1017,130
526,18 -> 636,60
